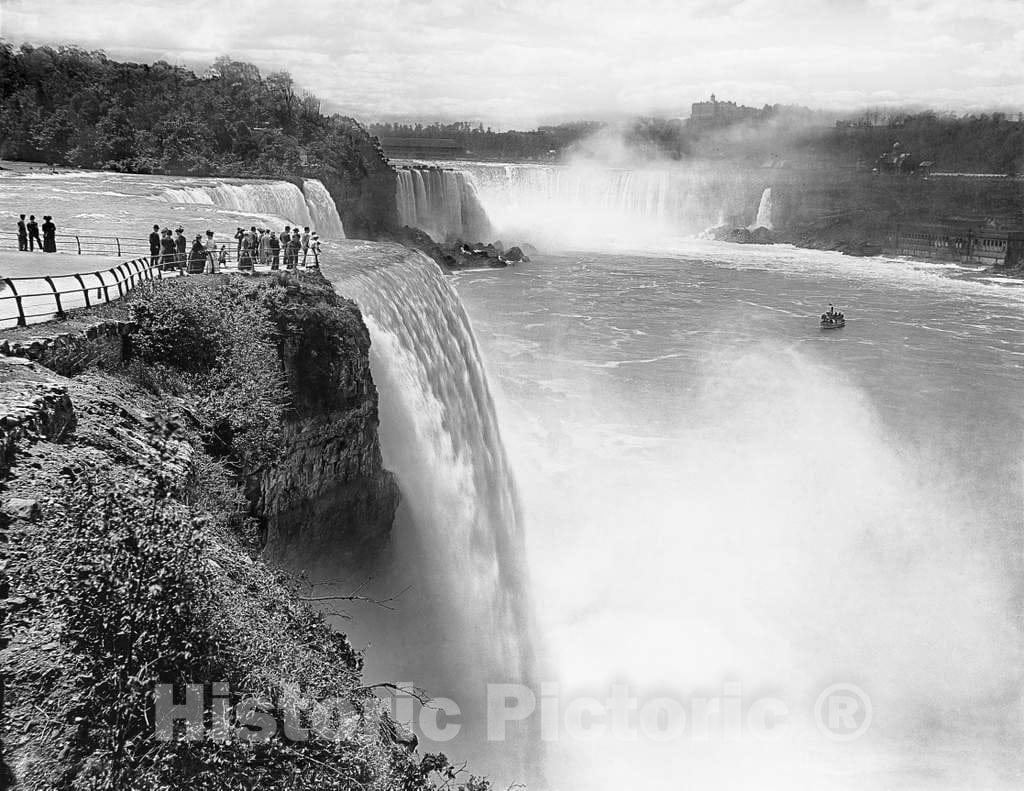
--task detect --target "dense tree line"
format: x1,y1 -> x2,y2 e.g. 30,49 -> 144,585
819,113 -> 1024,174
0,43 -> 380,179
368,120 -> 603,160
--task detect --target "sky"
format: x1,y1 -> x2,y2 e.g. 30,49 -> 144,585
3,0 -> 1024,128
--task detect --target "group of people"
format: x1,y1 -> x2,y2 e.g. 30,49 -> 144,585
149,225 -> 225,274
235,225 -> 320,271
16,214 -> 57,252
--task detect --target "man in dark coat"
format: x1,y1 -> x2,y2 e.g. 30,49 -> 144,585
149,224 -> 161,258
269,231 -> 281,269
26,215 -> 41,251
17,215 -> 28,251
174,228 -> 187,271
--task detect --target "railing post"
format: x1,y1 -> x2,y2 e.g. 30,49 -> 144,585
44,276 -> 64,318
100,272 -> 112,303
76,236 -> 82,255
6,280 -> 25,327
74,273 -> 91,308
114,265 -> 125,298
116,237 -> 122,257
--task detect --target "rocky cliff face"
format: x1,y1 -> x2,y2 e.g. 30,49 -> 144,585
247,275 -> 399,573
302,117 -> 399,239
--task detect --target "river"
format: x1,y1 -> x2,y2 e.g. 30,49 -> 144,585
445,240 -> 1024,790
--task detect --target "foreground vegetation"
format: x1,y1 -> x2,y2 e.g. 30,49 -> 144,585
1,274 -> 487,790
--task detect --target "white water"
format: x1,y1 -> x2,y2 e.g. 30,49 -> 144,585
161,177 -> 345,235
452,243 -> 1024,791
395,166 -> 492,242
751,186 -> 773,229
301,178 -> 346,238
415,160 -> 761,248
327,244 -> 539,783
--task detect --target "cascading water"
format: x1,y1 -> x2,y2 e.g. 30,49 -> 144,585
162,180 -> 314,226
301,178 -> 346,238
751,186 -> 774,229
425,160 -> 760,248
324,244 -> 539,784
395,166 -> 492,242
161,177 -> 346,236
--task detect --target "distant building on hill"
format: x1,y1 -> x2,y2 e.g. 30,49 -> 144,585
378,138 -> 464,159
688,94 -> 760,128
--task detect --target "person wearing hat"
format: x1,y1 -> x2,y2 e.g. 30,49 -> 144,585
174,228 -> 187,272
188,234 -> 207,274
160,228 -> 176,270
17,215 -> 28,252
269,230 -> 281,270
26,215 -> 41,251
41,215 -> 57,252
150,224 -> 161,259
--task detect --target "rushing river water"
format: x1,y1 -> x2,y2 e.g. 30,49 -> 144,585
446,242 -> 1024,791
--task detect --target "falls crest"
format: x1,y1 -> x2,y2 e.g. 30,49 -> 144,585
162,177 -> 345,237
402,161 -> 764,248
395,166 -> 493,242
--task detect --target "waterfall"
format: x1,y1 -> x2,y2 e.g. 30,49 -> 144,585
162,179 -> 315,227
751,186 -> 773,229
394,166 -> 493,242
433,161 -> 758,249
327,245 -> 538,782
301,178 -> 346,238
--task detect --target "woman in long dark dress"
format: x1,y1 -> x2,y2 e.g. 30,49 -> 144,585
41,215 -> 57,252
187,236 -> 207,274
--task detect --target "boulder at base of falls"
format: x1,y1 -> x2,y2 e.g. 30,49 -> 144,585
707,225 -> 776,245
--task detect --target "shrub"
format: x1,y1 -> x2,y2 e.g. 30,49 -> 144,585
129,281 -> 223,373
54,431 -> 216,788
126,278 -> 290,468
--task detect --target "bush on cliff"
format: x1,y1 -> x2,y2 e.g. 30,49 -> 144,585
128,277 -> 289,467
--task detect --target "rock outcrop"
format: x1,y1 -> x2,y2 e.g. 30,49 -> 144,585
251,280 -> 399,571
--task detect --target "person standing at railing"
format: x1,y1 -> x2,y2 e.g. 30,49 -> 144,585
270,231 -> 281,269
301,226 -> 311,265
188,234 -> 207,274
281,226 -> 292,267
287,228 -> 301,270
26,215 -> 41,251
41,216 -> 56,253
149,224 -> 161,259
310,233 -> 321,267
239,229 -> 255,271
174,228 -> 187,272
258,228 -> 272,267
17,215 -> 28,251
159,228 -> 176,270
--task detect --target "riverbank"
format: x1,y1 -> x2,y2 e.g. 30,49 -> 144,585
0,266 -> 471,790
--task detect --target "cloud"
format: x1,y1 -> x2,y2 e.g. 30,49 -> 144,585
2,0 -> 1023,126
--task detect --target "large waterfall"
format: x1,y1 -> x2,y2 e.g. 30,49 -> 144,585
326,244 -> 539,783
433,161 -> 761,248
161,177 -> 345,236
395,167 -> 493,242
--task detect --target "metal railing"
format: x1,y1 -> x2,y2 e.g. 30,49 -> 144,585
0,256 -> 167,328
0,244 -> 323,329
6,231 -> 322,267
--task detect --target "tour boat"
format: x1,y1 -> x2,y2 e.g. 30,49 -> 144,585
820,315 -> 846,329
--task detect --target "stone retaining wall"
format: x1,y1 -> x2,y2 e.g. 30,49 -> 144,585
0,320 -> 135,378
